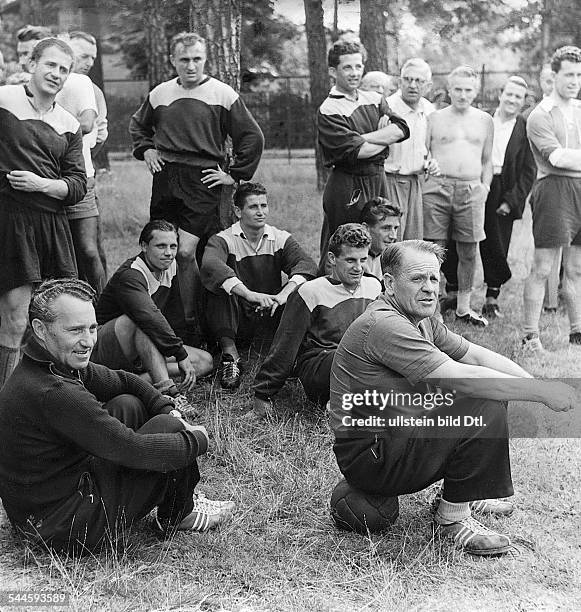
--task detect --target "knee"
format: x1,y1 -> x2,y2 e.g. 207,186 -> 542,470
195,351 -> 214,376
76,239 -> 100,262
105,394 -> 147,429
564,259 -> 581,281
177,243 -> 198,264
528,261 -> 553,281
0,305 -> 28,337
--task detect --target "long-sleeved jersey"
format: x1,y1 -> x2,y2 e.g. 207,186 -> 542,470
130,76 -> 264,181
0,84 -> 86,212
253,275 -> 382,400
201,222 -> 317,295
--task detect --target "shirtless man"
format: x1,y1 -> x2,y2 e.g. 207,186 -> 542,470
424,65 -> 493,326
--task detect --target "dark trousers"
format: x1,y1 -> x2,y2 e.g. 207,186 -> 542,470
206,290 -> 282,351
319,167 -> 387,267
296,350 -> 334,405
19,395 -> 199,554
333,398 -> 513,503
442,175 -> 513,297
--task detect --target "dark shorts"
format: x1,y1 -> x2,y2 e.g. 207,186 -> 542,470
0,202 -> 77,294
91,319 -> 136,372
150,164 -> 222,238
530,175 -> 581,248
66,177 -> 98,220
422,176 -> 487,242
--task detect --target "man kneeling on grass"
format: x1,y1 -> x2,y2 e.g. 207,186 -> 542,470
93,220 -> 213,414
0,279 -> 234,555
251,224 -> 381,416
330,240 -> 577,556
201,182 -> 317,390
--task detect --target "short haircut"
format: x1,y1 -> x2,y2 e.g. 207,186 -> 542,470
504,75 -> 528,90
328,40 -> 366,68
170,32 -> 206,56
16,25 -> 52,42
30,38 -> 74,64
400,57 -> 431,80
360,71 -> 391,91
447,65 -> 478,85
139,219 -> 178,244
29,278 -> 95,325
551,45 -> 581,73
360,197 -> 402,226
328,223 -> 371,256
233,182 -> 267,209
380,240 -> 445,276
69,31 -> 97,46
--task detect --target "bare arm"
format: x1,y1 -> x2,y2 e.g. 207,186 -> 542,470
6,172 -> 69,200
480,114 -> 494,187
78,108 -> 97,135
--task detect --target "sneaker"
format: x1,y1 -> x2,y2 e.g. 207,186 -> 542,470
521,334 -> 545,354
569,332 -> 581,345
482,303 -> 504,319
177,493 -> 236,532
543,307 -> 558,314
439,295 -> 457,313
171,394 -> 200,419
435,516 -> 511,556
220,354 -> 241,390
455,310 -> 489,327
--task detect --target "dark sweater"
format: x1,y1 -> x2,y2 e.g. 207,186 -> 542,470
0,85 -> 87,212
201,222 -> 317,295
95,253 -> 188,362
0,338 -> 207,525
130,76 -> 264,180
254,276 -> 381,400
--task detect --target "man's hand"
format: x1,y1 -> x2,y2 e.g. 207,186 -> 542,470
496,202 -> 511,217
7,170 -> 49,192
143,149 -> 165,174
542,381 -> 578,413
378,115 -> 391,129
177,358 -> 197,392
246,291 -> 276,311
201,165 -> 235,189
424,158 -> 441,177
175,418 -> 210,445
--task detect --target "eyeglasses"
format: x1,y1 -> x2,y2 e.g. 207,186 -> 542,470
402,76 -> 428,86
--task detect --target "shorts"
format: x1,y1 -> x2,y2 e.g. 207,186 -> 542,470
66,178 -> 98,220
0,202 -> 77,294
150,164 -> 221,238
91,319 -> 136,372
422,176 -> 487,242
530,175 -> 581,248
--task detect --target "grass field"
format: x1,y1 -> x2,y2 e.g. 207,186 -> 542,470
0,159 -> 579,611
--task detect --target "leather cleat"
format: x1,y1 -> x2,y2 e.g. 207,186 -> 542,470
435,516 -> 511,556
569,332 -> 581,345
482,303 -> 504,319
521,334 -> 545,354
470,498 -> 514,517
220,354 -> 242,390
455,310 -> 488,327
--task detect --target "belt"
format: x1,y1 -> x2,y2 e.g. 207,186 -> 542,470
385,172 -> 421,179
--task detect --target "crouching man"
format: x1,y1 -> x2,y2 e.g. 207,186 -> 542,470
330,240 -> 576,556
0,279 -> 234,555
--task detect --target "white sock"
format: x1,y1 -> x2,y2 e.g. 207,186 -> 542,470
435,498 -> 471,525
456,291 -> 471,315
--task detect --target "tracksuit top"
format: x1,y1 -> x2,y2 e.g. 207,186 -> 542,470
0,84 -> 87,212
317,87 -> 410,174
130,76 -> 264,180
254,275 -> 382,400
201,222 -> 317,295
95,253 -> 188,362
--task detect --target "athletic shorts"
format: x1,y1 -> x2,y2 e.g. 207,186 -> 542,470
150,164 -> 221,238
422,176 -> 487,242
66,178 -> 98,220
91,319 -> 136,372
0,202 -> 77,294
530,175 -> 581,248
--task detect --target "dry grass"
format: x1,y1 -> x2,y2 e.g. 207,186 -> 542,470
0,159 -> 579,611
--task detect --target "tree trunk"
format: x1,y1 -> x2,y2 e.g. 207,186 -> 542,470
359,0 -> 390,73
303,0 -> 329,192
189,0 -> 242,90
189,0 -> 242,227
145,0 -> 171,89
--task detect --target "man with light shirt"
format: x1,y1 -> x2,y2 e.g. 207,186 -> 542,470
523,46 -> 581,351
384,58 -> 436,240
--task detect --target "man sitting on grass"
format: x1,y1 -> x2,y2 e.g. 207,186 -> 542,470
93,220 -> 213,411
359,197 -> 402,280
201,182 -> 317,390
252,224 -> 381,416
330,240 -> 577,557
0,279 -> 234,555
